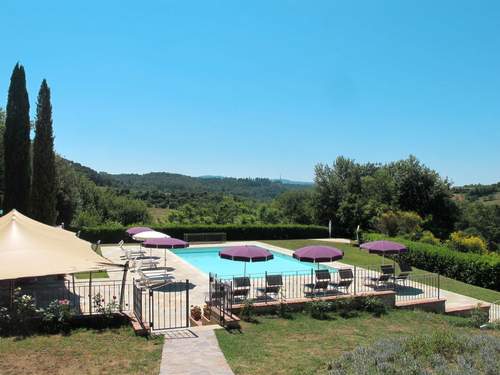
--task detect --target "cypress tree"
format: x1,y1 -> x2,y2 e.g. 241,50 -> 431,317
31,79 -> 57,224
3,63 -> 31,214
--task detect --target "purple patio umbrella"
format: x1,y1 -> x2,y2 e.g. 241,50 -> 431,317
219,245 -> 274,276
360,240 -> 407,264
293,246 -> 344,269
143,237 -> 189,267
126,226 -> 152,236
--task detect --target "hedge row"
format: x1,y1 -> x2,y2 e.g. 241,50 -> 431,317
78,224 -> 329,244
365,233 -> 500,291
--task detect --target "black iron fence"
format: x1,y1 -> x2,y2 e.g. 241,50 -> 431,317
0,279 -> 134,315
212,265 -> 440,306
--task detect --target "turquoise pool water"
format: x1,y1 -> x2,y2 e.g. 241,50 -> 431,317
172,247 -> 335,276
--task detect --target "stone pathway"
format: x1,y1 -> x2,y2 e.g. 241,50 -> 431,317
159,326 -> 234,375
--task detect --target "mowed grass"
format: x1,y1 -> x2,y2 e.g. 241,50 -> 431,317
264,239 -> 500,303
216,310 -> 499,375
0,326 -> 164,375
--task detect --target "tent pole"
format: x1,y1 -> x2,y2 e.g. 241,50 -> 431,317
119,262 -> 129,312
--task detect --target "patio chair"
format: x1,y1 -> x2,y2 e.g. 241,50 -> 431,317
367,273 -> 392,289
380,264 -> 395,275
330,268 -> 354,293
304,270 -> 332,295
256,274 -> 283,299
392,262 -> 413,282
232,277 -> 251,301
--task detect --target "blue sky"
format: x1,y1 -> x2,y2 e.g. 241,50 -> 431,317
1,0 -> 499,185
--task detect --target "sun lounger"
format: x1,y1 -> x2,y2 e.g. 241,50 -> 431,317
330,268 -> 354,293
133,258 -> 160,271
119,240 -> 145,259
232,277 -> 251,301
305,270 -> 332,295
136,269 -> 173,287
257,274 -> 283,299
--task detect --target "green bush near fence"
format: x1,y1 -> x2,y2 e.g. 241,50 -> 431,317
366,233 -> 500,291
77,224 -> 329,243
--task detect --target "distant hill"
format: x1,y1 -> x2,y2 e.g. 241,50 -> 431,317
452,182 -> 500,206
64,161 -> 312,201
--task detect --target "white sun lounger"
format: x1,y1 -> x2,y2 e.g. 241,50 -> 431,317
137,269 -> 173,287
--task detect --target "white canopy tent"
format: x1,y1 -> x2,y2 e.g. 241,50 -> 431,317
0,210 -> 116,281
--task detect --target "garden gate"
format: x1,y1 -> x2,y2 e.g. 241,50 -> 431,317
147,279 -> 190,331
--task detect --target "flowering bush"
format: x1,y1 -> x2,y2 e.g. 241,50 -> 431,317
40,299 -> 73,332
418,230 -> 440,245
447,231 -> 488,254
93,293 -> 119,318
329,332 -> 500,374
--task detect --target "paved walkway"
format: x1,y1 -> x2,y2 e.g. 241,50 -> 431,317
159,326 -> 234,375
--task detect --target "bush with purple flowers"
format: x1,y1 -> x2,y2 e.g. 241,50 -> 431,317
329,331 -> 500,375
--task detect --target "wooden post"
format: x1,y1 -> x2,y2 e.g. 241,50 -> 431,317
119,262 -> 129,312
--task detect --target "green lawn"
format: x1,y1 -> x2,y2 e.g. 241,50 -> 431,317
264,239 -> 500,303
216,310 -> 498,375
74,246 -> 109,279
0,326 -> 164,375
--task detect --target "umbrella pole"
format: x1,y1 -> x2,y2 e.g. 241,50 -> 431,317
164,248 -> 167,268
244,262 -> 247,277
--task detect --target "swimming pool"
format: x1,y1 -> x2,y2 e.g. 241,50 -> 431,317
172,247 -> 335,276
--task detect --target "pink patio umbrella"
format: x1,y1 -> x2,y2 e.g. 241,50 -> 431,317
219,245 -> 273,276
293,245 -> 344,269
143,237 -> 189,267
360,240 -> 407,264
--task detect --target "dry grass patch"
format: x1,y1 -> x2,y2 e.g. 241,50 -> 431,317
0,326 -> 163,375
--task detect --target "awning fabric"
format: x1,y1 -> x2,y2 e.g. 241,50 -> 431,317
0,209 -> 115,281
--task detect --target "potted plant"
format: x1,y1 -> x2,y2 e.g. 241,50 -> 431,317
190,305 -> 202,321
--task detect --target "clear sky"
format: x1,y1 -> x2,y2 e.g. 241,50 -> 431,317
1,0 -> 499,185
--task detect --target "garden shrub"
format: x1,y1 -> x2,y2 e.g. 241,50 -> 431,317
366,233 -> 500,291
360,297 -> 387,317
329,331 -> 500,375
78,223 -> 329,243
239,299 -> 255,322
307,300 -> 331,320
40,299 -> 74,333
447,231 -> 488,254
419,230 -> 440,245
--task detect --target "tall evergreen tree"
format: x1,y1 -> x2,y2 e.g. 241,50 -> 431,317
3,63 -> 31,214
31,80 -> 57,224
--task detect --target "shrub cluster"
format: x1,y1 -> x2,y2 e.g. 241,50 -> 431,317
447,231 -> 488,254
0,289 -> 122,336
366,233 -> 500,291
329,331 -> 500,375
77,224 -> 329,243
306,297 -> 388,320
